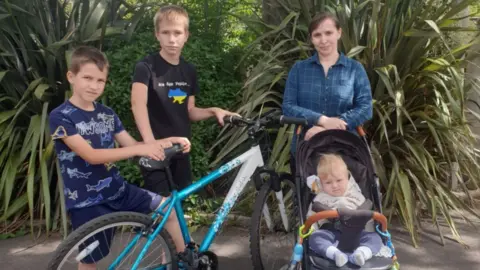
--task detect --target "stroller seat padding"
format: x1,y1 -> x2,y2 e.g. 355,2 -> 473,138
309,254 -> 393,269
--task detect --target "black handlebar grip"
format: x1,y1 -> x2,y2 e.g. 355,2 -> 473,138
278,116 -> 308,126
223,115 -> 242,124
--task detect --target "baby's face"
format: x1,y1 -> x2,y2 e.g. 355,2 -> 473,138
320,171 -> 348,197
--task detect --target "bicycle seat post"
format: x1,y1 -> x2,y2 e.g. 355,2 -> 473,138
164,160 -> 177,192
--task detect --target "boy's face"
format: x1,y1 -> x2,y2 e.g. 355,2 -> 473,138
155,18 -> 189,58
319,169 -> 348,197
67,63 -> 107,103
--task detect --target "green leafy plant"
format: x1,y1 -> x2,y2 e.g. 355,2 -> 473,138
0,0 -> 147,238
212,0 -> 480,246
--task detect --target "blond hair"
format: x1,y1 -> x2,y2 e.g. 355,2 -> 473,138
154,5 -> 189,33
317,153 -> 348,178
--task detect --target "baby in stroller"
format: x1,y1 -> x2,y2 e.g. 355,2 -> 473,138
288,129 -> 398,270
306,153 -> 382,267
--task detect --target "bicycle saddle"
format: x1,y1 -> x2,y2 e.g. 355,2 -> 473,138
137,144 -> 184,171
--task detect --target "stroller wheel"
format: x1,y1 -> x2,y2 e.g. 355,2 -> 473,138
250,177 -> 299,270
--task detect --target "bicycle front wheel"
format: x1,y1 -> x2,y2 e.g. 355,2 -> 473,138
47,211 -> 178,270
250,176 -> 299,270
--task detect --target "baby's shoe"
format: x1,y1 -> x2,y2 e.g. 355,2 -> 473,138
349,246 -> 373,266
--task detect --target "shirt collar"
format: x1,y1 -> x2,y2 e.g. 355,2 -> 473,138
307,51 -> 347,67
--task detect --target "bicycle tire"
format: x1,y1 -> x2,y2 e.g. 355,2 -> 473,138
249,177 -> 298,270
47,211 -> 178,270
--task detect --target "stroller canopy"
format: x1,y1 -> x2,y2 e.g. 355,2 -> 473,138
295,129 -> 376,199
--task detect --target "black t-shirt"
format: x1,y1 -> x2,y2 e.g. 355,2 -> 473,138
132,53 -> 199,139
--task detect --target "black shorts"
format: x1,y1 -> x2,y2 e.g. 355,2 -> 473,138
140,153 -> 192,196
69,183 -> 161,264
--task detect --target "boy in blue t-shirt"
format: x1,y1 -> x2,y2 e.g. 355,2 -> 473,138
49,46 -> 189,269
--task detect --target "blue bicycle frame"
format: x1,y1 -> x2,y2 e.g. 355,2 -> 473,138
109,144 -> 264,270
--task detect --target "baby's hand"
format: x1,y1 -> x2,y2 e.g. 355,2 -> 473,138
306,175 -> 321,193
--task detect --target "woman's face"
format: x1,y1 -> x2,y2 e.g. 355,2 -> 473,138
310,18 -> 342,58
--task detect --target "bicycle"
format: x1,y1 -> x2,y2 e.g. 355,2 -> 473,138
47,113 -> 307,270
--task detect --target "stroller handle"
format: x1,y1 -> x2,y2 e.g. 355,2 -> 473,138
356,126 -> 366,137
301,210 -> 388,235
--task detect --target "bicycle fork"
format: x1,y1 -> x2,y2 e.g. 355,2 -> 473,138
255,169 -> 292,232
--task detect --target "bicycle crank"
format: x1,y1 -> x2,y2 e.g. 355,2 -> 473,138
197,251 -> 218,270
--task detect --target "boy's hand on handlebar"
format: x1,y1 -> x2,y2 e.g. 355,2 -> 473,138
138,143 -> 166,161
155,139 -> 173,149
166,137 -> 191,153
318,116 -> 347,130
212,108 -> 241,126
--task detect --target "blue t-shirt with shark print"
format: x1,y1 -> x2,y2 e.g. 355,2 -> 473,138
49,100 -> 127,210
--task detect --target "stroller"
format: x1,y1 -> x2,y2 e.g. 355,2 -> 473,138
286,128 -> 399,270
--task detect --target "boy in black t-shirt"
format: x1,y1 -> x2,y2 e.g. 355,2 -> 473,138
131,5 -> 238,195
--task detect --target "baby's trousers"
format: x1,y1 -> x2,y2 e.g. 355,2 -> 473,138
309,229 -> 383,257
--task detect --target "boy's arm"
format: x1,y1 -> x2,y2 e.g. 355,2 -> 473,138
187,65 -> 239,126
114,130 -> 191,153
187,96 -> 239,126
131,82 -> 156,143
131,62 -> 156,143
114,130 -> 141,147
62,134 -> 165,164
48,111 -> 165,163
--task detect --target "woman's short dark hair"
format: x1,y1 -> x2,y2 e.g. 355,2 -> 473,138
308,12 -> 341,35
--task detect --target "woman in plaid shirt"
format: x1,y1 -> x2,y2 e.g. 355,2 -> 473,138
282,12 -> 373,156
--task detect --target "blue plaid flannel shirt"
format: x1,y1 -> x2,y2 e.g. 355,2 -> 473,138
282,52 -> 373,153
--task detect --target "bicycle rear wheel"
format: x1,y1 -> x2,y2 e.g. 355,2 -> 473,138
250,177 -> 299,270
47,211 -> 178,270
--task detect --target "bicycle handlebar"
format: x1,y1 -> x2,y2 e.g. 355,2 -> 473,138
223,115 -> 308,127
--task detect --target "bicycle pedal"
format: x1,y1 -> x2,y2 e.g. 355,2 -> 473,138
177,249 -> 200,269
198,251 -> 218,270
187,241 -> 200,251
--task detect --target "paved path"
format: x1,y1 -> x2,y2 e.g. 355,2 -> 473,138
1,217 -> 479,269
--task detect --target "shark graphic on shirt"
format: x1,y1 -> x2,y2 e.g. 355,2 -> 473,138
168,88 -> 187,104
105,162 -> 116,171
67,168 -> 92,179
86,177 -> 112,192
107,182 -> 126,201
61,106 -> 77,116
74,194 -> 104,208
97,112 -> 115,123
58,150 -> 76,162
63,188 -> 78,201
100,132 -> 111,147
52,126 -> 67,139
